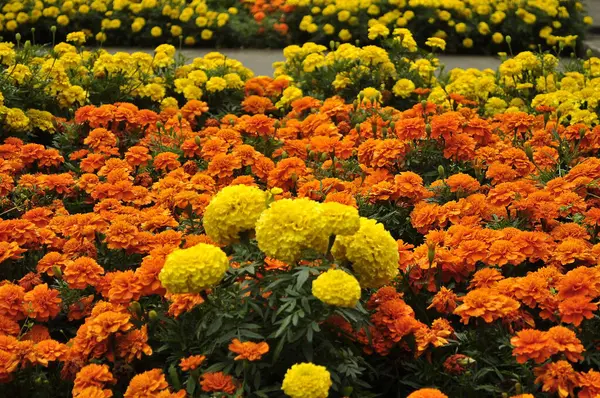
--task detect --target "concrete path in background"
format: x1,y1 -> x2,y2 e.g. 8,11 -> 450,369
583,0 -> 600,55
106,47 -> 502,76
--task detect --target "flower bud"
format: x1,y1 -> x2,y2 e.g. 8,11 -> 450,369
437,165 -> 445,179
194,136 -> 201,146
505,35 -> 511,44
51,26 -> 57,33
52,266 -> 62,278
148,310 -> 158,321
129,301 -> 142,317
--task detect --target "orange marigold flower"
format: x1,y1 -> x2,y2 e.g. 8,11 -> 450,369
166,293 -> 205,317
124,369 -> 169,398
125,146 -> 151,167
64,257 -> 105,289
427,287 -> 458,314
200,372 -> 237,394
228,339 -> 269,361
23,324 -> 51,342
68,295 -> 95,321
558,296 -> 597,326
23,283 -> 61,322
207,153 -> 242,179
0,314 -> 19,335
73,364 -> 116,396
241,95 -> 275,114
0,241 -> 26,264
454,288 -> 520,324
267,157 -> 311,191
486,239 -> 526,266
556,266 -> 599,300
179,354 -> 206,371
0,283 -> 26,320
469,268 -> 503,289
510,329 -> 552,364
32,339 -> 68,366
153,152 -> 181,172
445,173 -> 480,194
107,270 -> 143,305
578,369 -> 600,398
547,326 -> 584,362
407,388 -> 449,398
105,221 -> 139,250
115,325 -> 152,363
534,360 -> 579,398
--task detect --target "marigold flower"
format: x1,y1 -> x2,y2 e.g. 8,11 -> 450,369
534,360 -> 579,398
312,269 -> 361,308
332,217 -> 399,288
578,369 -> 600,398
454,288 -> 520,324
228,339 -> 269,361
32,339 -> 68,366
428,287 -> 458,314
201,372 -> 237,394
407,388 -> 448,398
282,363 -> 331,398
64,257 -> 105,289
203,185 -> 267,245
23,283 -> 61,322
73,364 -> 116,396
510,329 -> 552,364
124,369 -> 169,398
558,296 -> 597,326
159,243 -> 229,293
179,354 -> 206,371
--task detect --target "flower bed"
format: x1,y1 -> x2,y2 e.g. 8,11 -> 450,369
1,33 -> 600,398
0,0 -> 593,53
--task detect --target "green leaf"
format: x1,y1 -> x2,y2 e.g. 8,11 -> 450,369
206,317 -> 223,336
295,268 -> 310,290
274,315 -> 292,338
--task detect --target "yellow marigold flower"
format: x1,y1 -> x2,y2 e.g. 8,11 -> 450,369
312,269 -> 361,308
203,185 -> 268,245
393,78 -> 415,98
332,218 -> 398,288
224,73 -> 244,89
26,109 -> 55,132
171,25 -> 183,37
320,202 -> 360,237
338,29 -> 352,41
56,15 -> 69,26
360,87 -> 381,102
206,77 -> 227,92
492,32 -> 503,44
151,26 -> 162,37
282,363 -> 332,398
66,31 -> 86,45
463,38 -> 474,48
201,29 -> 213,40
96,32 -> 107,42
1,107 -> 30,131
425,37 -> 446,51
368,23 -> 389,40
158,243 -> 229,293
161,97 -> 179,110
584,16 -> 593,25
255,198 -> 324,263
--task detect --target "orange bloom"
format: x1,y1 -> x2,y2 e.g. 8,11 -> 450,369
534,360 -> 579,398
23,324 -> 51,342
453,288 -> 520,324
407,388 -> 449,398
153,152 -> 181,171
0,314 -> 20,335
64,257 -> 105,289
241,95 -> 275,114
207,153 -> 242,179
200,372 -> 237,394
547,326 -> 584,362
578,370 -> 600,398
0,241 -> 26,264
125,146 -> 151,167
267,157 -> 311,191
115,326 -> 152,362
32,339 -> 68,366
558,296 -> 597,326
0,283 -> 26,320
23,283 -> 62,322
124,369 -> 169,398
510,329 -> 552,364
228,339 -> 269,361
166,293 -> 205,317
179,354 -> 206,371
556,266 -> 599,300
73,364 -> 116,396
107,270 -> 143,305
469,268 -> 503,289
427,287 -> 458,314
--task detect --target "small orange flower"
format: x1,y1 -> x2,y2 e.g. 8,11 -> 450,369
23,283 -> 62,322
453,288 -> 520,324
534,360 -> 579,398
179,354 -> 206,371
558,296 -> 597,326
124,369 -> 169,398
510,329 -> 552,364
407,388 -> 449,398
228,339 -> 269,361
73,364 -> 116,396
64,257 -> 105,289
427,287 -> 458,314
200,372 -> 237,394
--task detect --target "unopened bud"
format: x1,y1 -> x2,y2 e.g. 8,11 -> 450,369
524,145 -> 534,162
15,33 -> 21,43
50,26 -> 57,33
52,266 -> 62,278
148,310 -> 158,321
427,243 -> 436,265
505,35 -> 511,45
437,165 -> 445,179
425,124 -> 432,135
320,152 -> 329,162
129,301 -> 142,317
194,136 -> 201,146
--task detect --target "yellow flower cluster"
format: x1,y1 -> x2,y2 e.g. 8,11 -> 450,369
284,0 -> 589,52
255,198 -> 360,263
312,269 -> 361,308
203,185 -> 268,245
158,243 -> 229,294
332,218 -> 399,288
282,362 -> 332,398
0,0 -> 237,47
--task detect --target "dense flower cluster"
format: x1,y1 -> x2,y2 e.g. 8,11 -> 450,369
1,19 -> 600,398
0,0 -> 591,52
